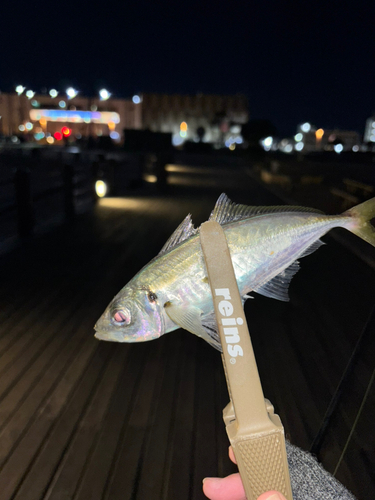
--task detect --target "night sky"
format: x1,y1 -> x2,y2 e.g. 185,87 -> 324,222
1,0 -> 374,136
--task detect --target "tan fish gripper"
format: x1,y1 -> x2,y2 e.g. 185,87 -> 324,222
200,220 -> 293,500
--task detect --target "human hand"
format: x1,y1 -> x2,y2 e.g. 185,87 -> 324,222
202,446 -> 287,500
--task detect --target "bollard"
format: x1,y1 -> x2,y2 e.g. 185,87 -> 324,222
14,168 -> 34,238
155,152 -> 168,190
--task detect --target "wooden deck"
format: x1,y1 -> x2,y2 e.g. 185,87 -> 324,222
0,163 -> 374,499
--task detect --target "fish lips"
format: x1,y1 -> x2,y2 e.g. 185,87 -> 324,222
94,324 -> 141,343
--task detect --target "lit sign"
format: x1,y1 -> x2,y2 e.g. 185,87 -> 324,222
29,109 -> 120,124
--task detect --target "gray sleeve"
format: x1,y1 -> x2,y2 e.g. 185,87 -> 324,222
286,442 -> 356,500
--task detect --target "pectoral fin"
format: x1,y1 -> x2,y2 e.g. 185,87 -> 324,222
164,302 -> 222,351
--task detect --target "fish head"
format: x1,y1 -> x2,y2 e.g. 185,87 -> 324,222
94,286 -> 164,343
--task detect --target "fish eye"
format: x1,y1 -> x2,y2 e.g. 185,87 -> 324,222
112,309 -> 131,325
147,291 -> 157,303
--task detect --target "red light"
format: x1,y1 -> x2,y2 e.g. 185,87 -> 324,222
61,126 -> 72,137
54,132 -> 63,141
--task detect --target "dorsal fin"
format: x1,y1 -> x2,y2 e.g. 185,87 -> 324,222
209,193 -> 323,225
158,214 -> 197,255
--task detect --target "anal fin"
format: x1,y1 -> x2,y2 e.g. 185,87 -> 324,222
253,261 -> 300,302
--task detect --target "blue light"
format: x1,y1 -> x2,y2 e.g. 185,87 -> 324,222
172,134 -> 184,146
59,101 -> 66,108
132,95 -> 141,104
110,131 -> 120,140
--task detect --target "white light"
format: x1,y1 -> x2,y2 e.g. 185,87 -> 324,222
295,142 -> 304,151
370,135 -> 375,143
334,144 -> 344,154
132,95 -> 141,104
230,125 -> 241,134
99,89 -> 111,100
285,144 -> 293,153
59,100 -> 66,108
294,133 -> 303,142
18,124 -> 25,131
95,180 -> 108,198
25,122 -> 33,130
110,131 -> 120,140
26,90 -> 35,99
301,122 -> 311,133
11,136 -> 19,143
264,136 -> 273,147
66,87 -> 78,99
49,89 -> 58,98
352,145 -> 359,152
15,85 -> 25,95
46,136 -> 54,144
261,136 -> 273,151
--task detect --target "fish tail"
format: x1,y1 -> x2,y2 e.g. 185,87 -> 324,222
344,197 -> 375,247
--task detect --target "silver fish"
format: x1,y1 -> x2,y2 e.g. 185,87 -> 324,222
94,194 -> 375,350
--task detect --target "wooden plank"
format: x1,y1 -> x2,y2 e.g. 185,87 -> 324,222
0,289 -> 101,433
44,346 -> 127,500
0,337 -> 98,499
134,334 -> 184,500
0,289 -> 89,402
13,343 -> 114,500
103,339 -> 165,500
72,343 -> 150,500
190,341 -> 220,500
161,334 -> 198,500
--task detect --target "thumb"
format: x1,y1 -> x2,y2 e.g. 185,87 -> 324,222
257,491 -> 288,500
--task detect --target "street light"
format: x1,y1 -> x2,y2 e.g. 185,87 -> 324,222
301,122 -> 311,133
49,89 -> 58,98
66,87 -> 78,99
15,85 -> 25,95
99,88 -> 111,100
25,90 -> 35,99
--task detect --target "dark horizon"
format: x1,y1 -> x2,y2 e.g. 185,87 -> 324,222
1,0 -> 374,137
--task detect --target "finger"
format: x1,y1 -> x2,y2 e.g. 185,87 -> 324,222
202,473 -> 246,500
257,491 -> 288,500
228,445 -> 237,464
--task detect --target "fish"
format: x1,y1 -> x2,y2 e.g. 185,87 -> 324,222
94,193 -> 375,351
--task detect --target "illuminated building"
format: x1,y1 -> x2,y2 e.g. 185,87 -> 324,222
0,93 -> 141,143
139,93 -> 248,145
0,91 -> 247,146
364,116 -> 375,143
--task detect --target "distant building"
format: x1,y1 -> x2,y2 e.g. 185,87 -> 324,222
294,123 -> 360,152
364,116 -> 375,143
139,93 -> 249,146
0,93 -> 141,144
0,91 -> 248,147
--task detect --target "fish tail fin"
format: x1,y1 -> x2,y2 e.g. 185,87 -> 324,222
344,197 -> 375,247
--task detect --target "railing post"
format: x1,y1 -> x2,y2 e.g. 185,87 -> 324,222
63,164 -> 75,221
14,168 -> 34,238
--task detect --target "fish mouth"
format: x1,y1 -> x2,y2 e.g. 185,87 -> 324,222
94,330 -> 108,341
